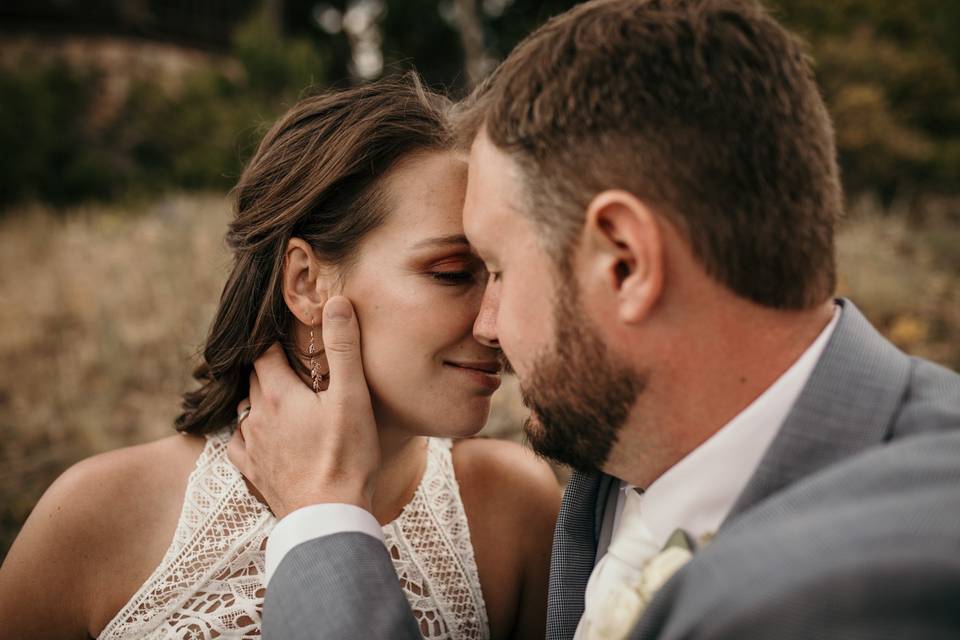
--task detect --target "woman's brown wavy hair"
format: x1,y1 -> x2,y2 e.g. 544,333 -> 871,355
176,75 -> 455,435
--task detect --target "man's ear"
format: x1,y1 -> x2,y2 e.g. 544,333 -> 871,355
582,190 -> 664,323
282,238 -> 332,327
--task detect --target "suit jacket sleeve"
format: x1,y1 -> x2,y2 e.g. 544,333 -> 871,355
263,532 -> 421,639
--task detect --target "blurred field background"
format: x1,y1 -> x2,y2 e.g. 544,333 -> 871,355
1,0 -> 958,560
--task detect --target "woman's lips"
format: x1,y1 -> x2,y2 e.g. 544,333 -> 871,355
444,361 -> 502,392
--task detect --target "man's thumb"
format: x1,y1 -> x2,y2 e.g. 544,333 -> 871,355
321,296 -> 365,389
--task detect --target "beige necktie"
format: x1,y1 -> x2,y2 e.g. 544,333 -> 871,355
577,490 -> 697,640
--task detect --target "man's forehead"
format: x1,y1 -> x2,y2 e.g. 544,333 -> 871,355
467,127 -> 513,180
463,134 -> 497,239
465,132 -> 525,229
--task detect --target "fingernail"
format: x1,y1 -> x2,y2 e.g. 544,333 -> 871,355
325,298 -> 352,320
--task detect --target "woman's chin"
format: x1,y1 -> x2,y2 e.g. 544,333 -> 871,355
382,395 -> 493,439
443,412 -> 491,439
430,403 -> 492,439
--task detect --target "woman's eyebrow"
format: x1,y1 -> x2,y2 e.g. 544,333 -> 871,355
410,234 -> 470,250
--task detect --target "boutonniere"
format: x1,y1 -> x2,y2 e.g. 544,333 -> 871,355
586,529 -> 710,640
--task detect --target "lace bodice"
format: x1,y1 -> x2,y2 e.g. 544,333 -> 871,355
99,431 -> 489,639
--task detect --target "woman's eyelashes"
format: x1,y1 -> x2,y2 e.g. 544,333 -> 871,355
428,258 -> 486,286
431,269 -> 477,285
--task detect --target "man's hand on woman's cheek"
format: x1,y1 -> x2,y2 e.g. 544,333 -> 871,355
227,296 -> 380,518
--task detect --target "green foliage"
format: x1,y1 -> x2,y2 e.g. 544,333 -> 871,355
0,0 -> 957,210
0,7 -> 328,211
0,61 -> 114,206
768,0 -> 960,200
234,9 -> 328,97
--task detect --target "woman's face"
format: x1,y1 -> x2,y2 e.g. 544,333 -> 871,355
340,150 -> 500,438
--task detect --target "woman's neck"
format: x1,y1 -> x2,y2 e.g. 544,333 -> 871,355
369,425 -> 429,525
288,352 -> 430,524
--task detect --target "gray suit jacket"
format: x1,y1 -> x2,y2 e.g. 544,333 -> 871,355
264,300 -> 960,638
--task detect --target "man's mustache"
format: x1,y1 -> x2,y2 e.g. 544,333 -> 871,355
497,351 -> 515,375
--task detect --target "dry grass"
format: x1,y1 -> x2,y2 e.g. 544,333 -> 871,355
0,194 -> 232,556
836,196 -> 960,370
1,193 -> 957,559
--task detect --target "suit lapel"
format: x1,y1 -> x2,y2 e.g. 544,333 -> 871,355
594,475 -> 620,562
724,299 -> 912,524
547,470 -> 607,640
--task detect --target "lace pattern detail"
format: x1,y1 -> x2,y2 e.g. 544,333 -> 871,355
99,434 -> 489,640
384,439 -> 489,639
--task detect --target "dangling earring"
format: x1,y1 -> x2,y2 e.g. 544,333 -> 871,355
309,322 -> 321,393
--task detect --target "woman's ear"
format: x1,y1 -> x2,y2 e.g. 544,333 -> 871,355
582,190 -> 664,324
282,238 -> 332,327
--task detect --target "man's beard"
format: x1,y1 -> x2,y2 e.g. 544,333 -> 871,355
518,278 -> 645,474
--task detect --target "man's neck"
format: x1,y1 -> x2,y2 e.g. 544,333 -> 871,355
606,299 -> 837,489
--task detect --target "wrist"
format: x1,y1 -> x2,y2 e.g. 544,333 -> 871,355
280,490 -> 372,519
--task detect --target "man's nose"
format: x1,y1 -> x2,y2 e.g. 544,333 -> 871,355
473,282 -> 500,348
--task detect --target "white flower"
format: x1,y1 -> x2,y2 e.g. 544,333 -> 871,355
637,546 -> 693,602
586,586 -> 645,640
584,546 -> 694,640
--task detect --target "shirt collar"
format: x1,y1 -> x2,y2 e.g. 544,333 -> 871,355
622,305 -> 841,546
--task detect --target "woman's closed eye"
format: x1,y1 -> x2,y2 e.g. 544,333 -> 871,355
432,269 -> 477,285
428,256 -> 486,286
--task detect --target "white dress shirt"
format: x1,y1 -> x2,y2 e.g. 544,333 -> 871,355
574,306 -> 840,638
267,307 -> 840,589
265,503 -> 384,583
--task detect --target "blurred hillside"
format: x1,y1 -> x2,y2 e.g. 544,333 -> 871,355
0,0 -> 958,209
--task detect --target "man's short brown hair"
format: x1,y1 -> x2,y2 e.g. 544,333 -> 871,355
460,0 -> 842,310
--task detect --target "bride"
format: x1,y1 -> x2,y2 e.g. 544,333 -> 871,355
0,75 -> 560,639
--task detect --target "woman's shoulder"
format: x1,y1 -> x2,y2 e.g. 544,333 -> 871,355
450,436 -> 561,564
451,436 -> 560,520
450,437 -> 561,638
0,433 -> 206,635
49,433 -> 205,527
50,433 -> 205,567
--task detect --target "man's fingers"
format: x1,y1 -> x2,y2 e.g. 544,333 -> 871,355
321,296 -> 368,397
252,343 -> 302,399
226,429 -> 249,475
249,367 -> 262,410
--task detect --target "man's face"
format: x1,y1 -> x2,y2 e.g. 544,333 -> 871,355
464,130 -> 643,473
462,130 -> 556,385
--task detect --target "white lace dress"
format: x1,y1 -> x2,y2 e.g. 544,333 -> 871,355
98,432 -> 489,640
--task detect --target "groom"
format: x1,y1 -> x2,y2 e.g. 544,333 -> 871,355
229,0 -> 960,637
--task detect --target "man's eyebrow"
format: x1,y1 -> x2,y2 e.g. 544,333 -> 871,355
410,234 -> 470,250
